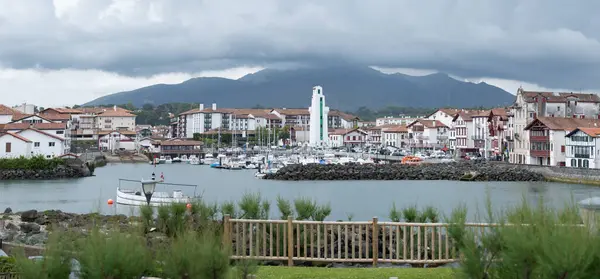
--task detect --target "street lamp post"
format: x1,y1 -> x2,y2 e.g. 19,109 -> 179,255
141,172 -> 158,205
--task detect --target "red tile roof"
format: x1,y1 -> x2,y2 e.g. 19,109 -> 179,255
0,105 -> 16,116
382,125 -> 409,133
0,132 -> 32,142
159,139 -> 203,146
1,122 -> 67,130
408,119 -> 447,128
572,127 -> 600,137
520,90 -> 600,103
524,117 -> 600,131
17,128 -> 65,141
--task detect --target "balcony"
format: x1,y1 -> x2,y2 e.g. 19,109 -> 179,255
530,135 -> 549,142
530,150 -> 550,157
471,135 -> 485,141
437,135 -> 448,140
574,153 -> 591,159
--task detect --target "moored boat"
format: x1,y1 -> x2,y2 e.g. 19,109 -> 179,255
115,176 -> 199,207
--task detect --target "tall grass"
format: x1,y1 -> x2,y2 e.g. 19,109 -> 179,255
447,197 -> 595,278
11,203 -> 241,279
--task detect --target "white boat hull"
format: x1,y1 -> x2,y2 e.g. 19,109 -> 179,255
116,188 -> 192,206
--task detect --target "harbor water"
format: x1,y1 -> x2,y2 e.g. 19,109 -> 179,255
1,163 -> 599,221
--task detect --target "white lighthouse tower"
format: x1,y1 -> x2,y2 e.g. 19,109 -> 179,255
308,86 -> 329,147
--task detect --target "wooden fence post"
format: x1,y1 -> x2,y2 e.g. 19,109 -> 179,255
372,216 -> 379,267
287,216 -> 294,266
223,215 -> 231,249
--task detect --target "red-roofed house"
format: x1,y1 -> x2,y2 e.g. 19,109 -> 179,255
0,132 -> 32,158
407,119 -> 449,150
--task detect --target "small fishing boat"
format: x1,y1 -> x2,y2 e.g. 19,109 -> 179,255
164,156 -> 173,164
115,174 -> 199,206
172,157 -> 182,163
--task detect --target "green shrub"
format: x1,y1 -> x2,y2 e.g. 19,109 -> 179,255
448,198 -> 598,279
0,156 -> 65,170
139,204 -> 154,233
238,191 -> 269,219
161,229 -> 231,279
0,256 -> 16,273
14,232 -> 74,279
276,195 -> 293,219
76,229 -> 153,279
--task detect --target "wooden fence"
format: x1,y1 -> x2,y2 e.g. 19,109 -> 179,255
223,216 -> 499,266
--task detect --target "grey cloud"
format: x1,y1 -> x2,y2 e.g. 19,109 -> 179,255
1,0 -> 600,90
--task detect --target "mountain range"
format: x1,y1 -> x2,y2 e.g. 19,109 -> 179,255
84,66 -> 515,110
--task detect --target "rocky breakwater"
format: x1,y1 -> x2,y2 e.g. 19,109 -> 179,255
264,161 -> 546,181
0,158 -> 92,180
0,208 -> 135,247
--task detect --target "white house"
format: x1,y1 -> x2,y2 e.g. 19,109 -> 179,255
2,122 -> 70,154
98,131 -> 138,152
17,128 -> 66,158
0,132 -> 32,158
381,125 -> 408,148
407,119 -> 448,150
342,129 -> 367,147
565,127 -> 600,168
328,129 -> 347,147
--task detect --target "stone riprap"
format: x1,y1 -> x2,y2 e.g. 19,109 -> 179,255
0,164 -> 90,180
263,161 -> 545,181
0,209 -> 135,246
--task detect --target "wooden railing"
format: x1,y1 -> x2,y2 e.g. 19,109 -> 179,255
223,216 -> 498,266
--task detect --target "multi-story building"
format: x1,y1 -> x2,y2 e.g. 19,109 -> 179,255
565,127 -> 600,168
175,103 -> 359,143
381,125 -> 408,148
471,112 -> 491,157
364,126 -> 383,145
510,88 -> 600,164
376,115 -> 424,126
407,119 -> 448,150
487,108 -> 510,160
523,117 -> 600,166
451,110 -> 488,156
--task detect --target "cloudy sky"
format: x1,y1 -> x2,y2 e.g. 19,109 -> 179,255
1,0 -> 599,107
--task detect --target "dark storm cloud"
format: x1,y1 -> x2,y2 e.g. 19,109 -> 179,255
1,0 -> 600,89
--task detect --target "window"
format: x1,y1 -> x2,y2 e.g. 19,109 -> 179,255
46,155 -> 52,159
5,142 -> 11,153
56,130 -> 64,134
571,159 -> 576,167
49,142 -> 55,147
561,145 -> 565,153
584,160 -> 590,168
34,142 -> 40,147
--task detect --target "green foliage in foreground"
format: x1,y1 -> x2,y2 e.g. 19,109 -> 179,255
256,266 -> 455,279
447,197 -> 595,279
8,212 -> 251,279
0,156 -> 65,170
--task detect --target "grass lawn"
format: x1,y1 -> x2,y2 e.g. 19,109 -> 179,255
256,266 -> 456,279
